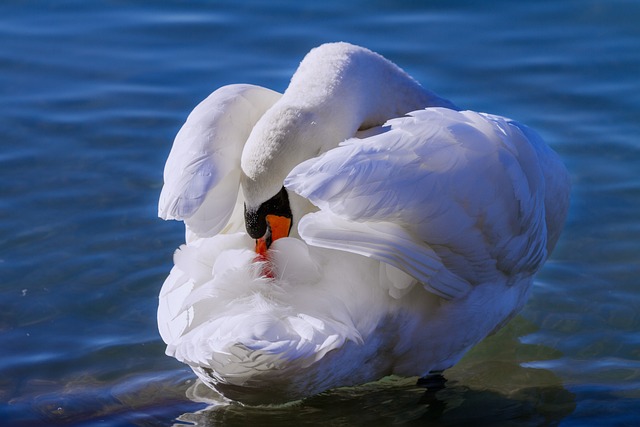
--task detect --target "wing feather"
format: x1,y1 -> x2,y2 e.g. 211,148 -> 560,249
159,84 -> 281,236
298,211 -> 472,299
287,107 -> 561,298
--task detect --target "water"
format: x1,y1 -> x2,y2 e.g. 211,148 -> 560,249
1,0 -> 638,425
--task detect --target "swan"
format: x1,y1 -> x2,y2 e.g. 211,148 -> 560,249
157,42 -> 570,404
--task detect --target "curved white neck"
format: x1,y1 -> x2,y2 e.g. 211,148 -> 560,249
241,42 -> 457,208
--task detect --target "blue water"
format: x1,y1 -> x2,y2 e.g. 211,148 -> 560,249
1,0 -> 639,425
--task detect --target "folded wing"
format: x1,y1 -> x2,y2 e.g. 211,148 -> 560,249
286,107 -> 565,300
159,84 -> 281,237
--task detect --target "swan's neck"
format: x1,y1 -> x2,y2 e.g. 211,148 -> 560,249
241,42 -> 457,208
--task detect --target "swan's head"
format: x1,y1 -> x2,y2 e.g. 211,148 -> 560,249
243,185 -> 293,256
240,104 -> 322,255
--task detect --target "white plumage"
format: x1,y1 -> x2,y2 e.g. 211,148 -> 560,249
157,42 -> 570,404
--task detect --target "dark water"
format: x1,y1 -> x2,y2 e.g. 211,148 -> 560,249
1,1 -> 639,425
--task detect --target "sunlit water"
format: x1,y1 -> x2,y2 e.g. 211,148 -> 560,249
1,1 -> 639,425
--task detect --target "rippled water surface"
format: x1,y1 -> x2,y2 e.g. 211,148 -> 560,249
1,1 -> 639,425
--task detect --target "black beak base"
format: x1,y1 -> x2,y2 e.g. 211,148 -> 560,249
244,186 -> 292,240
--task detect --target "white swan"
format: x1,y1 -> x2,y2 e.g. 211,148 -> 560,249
157,42 -> 570,404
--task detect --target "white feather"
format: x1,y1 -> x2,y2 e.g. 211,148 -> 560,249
286,108 -> 554,290
159,84 -> 281,236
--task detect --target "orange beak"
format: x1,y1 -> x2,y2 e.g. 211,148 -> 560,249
255,214 -> 292,257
